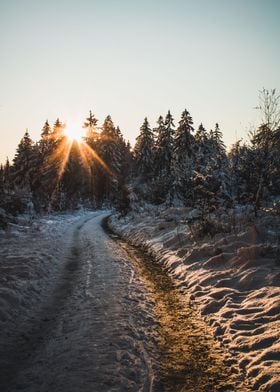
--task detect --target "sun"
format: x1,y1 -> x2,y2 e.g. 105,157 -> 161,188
65,123 -> 85,143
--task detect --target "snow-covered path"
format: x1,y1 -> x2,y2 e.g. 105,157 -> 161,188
0,211 -> 241,391
1,211 -> 155,391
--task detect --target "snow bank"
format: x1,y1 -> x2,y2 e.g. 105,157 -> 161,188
109,206 -> 280,391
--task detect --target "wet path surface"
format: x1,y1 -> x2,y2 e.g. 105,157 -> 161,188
1,212 -> 239,391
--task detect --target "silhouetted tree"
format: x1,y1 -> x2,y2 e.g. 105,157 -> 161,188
153,111 -> 175,202
172,109 -> 195,204
12,130 -> 35,191
134,117 -> 155,180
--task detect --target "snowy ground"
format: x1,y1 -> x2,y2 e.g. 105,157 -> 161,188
0,210 -> 160,391
109,205 -> 280,392
0,209 -> 249,391
0,211 -> 82,338
0,211 -> 87,387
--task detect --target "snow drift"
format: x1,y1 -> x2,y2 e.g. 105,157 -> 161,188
109,205 -> 280,392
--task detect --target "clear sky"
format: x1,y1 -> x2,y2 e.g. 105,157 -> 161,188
0,0 -> 279,164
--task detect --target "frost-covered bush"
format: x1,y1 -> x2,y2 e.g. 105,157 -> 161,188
188,216 -> 232,240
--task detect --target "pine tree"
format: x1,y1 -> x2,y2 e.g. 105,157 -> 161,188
41,120 -> 52,138
82,111 -> 100,206
83,110 -> 99,145
195,123 -> 208,143
206,123 -> 230,207
208,124 -> 226,170
52,118 -> 65,142
134,117 -> 155,179
194,124 -> 211,174
60,140 -> 86,209
12,130 -> 35,191
153,111 -> 175,202
3,158 -> 11,190
172,109 -> 195,204
39,120 -> 52,154
31,121 -> 57,210
155,112 -> 175,177
118,129 -> 133,179
97,115 -> 124,203
98,116 -> 116,202
8,130 -> 37,213
228,140 -> 254,204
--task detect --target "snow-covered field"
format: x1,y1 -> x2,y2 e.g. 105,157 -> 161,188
109,205 -> 280,392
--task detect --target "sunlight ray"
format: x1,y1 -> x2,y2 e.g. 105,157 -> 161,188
48,138 -> 73,210
81,143 -> 114,177
56,139 -> 73,182
77,142 -> 91,176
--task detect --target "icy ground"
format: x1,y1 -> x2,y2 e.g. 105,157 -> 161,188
109,205 -> 280,392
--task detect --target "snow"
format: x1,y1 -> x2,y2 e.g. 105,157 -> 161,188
0,211 -> 88,344
0,210 -> 162,391
109,205 -> 280,392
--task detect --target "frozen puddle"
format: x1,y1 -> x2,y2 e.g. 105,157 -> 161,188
0,212 -> 243,391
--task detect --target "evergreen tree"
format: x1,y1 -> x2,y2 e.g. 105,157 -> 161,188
153,111 -> 175,202
190,123 -> 231,210
29,120 -> 61,211
52,118 -> 65,141
209,123 -> 226,170
82,111 -> 100,206
97,115 -> 124,203
83,110 -> 99,145
39,120 -> 52,153
155,112 -> 175,177
195,123 -> 208,143
3,158 -> 11,190
41,120 -> 52,138
12,130 -> 35,191
134,117 -> 155,179
207,123 -> 230,206
194,124 -> 211,174
172,109 -> 195,204
60,140 -> 87,209
118,130 -> 133,179
228,140 -> 254,204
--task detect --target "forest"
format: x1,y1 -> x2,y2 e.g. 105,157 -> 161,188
0,89 -> 280,227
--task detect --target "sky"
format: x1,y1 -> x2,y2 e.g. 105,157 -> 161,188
0,0 -> 279,164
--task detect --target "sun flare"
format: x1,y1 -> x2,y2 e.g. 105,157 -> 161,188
65,124 -> 85,142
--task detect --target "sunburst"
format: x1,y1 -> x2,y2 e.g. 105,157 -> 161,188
64,122 -> 85,143
45,133 -> 114,209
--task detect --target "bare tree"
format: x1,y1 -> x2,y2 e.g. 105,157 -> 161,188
255,88 -> 280,131
253,88 -> 280,214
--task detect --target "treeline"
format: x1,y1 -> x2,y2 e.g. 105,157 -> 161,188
1,89 -> 279,221
133,101 -> 280,213
0,112 -> 132,215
